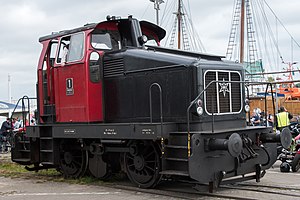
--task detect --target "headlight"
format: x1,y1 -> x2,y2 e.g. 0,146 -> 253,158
195,99 -> 203,116
245,105 -> 250,112
197,106 -> 204,116
138,35 -> 148,45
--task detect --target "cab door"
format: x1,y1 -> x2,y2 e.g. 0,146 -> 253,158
53,32 -> 103,122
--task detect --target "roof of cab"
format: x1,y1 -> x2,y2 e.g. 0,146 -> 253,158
39,17 -> 166,42
39,23 -> 97,42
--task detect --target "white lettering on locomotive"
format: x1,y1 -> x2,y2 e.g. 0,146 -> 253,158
104,129 -> 117,135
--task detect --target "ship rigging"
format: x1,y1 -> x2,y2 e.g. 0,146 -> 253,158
226,0 -> 300,85
146,0 -> 300,86
155,0 -> 206,52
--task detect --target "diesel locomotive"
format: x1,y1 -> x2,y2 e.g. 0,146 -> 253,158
11,16 -> 290,191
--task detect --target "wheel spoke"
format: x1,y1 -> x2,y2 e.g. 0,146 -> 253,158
144,151 -> 155,159
59,141 -> 87,178
70,163 -> 77,170
145,165 -> 155,173
125,142 -> 161,188
127,163 -> 135,167
126,155 -> 134,160
72,160 -> 82,168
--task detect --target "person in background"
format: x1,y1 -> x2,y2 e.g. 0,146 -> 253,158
14,117 -> 21,129
276,106 -> 293,131
260,110 -> 266,126
260,110 -> 265,119
266,111 -> 274,127
0,118 -> 13,152
251,110 -> 261,126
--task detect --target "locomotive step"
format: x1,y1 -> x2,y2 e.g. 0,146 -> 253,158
40,150 -> 53,153
12,158 -> 31,162
18,149 -> 30,153
12,158 -> 31,165
40,137 -> 53,140
165,145 -> 188,149
160,170 -> 189,176
164,158 -> 188,162
40,162 -> 54,165
18,141 -> 30,144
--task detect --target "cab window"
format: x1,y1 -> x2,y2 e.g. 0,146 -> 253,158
89,52 -> 101,83
91,30 -> 121,50
91,33 -> 112,50
57,32 -> 84,64
68,32 -> 84,62
57,37 -> 70,64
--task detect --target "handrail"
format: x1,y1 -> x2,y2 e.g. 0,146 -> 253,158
245,85 -> 251,124
149,83 -> 163,125
270,83 -> 276,126
264,83 -> 276,127
186,80 -> 218,157
10,96 -> 37,129
149,83 -> 164,154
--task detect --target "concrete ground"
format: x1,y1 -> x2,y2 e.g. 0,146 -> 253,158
0,153 -> 299,200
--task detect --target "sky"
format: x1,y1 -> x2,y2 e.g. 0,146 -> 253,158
0,0 -> 299,102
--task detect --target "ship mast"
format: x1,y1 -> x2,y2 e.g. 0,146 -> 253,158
239,0 -> 245,63
176,0 -> 183,49
161,0 -> 205,51
226,0 -> 258,64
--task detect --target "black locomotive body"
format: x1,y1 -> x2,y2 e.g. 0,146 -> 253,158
11,16 -> 286,190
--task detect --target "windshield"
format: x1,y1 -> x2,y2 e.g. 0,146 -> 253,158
91,33 -> 112,50
91,30 -> 121,50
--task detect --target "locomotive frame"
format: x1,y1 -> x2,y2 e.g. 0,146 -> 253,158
11,16 -> 289,191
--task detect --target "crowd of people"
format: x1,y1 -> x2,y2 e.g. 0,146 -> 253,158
251,108 -> 274,127
250,106 -> 293,130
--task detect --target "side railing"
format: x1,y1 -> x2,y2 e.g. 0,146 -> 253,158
149,83 -> 164,154
9,96 -> 37,145
149,83 -> 163,125
10,96 -> 37,129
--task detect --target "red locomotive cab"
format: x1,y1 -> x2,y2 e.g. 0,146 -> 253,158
37,25 -> 109,123
37,17 -> 165,123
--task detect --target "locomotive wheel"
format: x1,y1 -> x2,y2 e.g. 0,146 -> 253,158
291,154 -> 300,172
59,140 -> 88,178
124,141 -> 161,188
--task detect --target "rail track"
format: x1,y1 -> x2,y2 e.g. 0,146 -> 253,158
102,175 -> 300,200
219,183 -> 300,199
